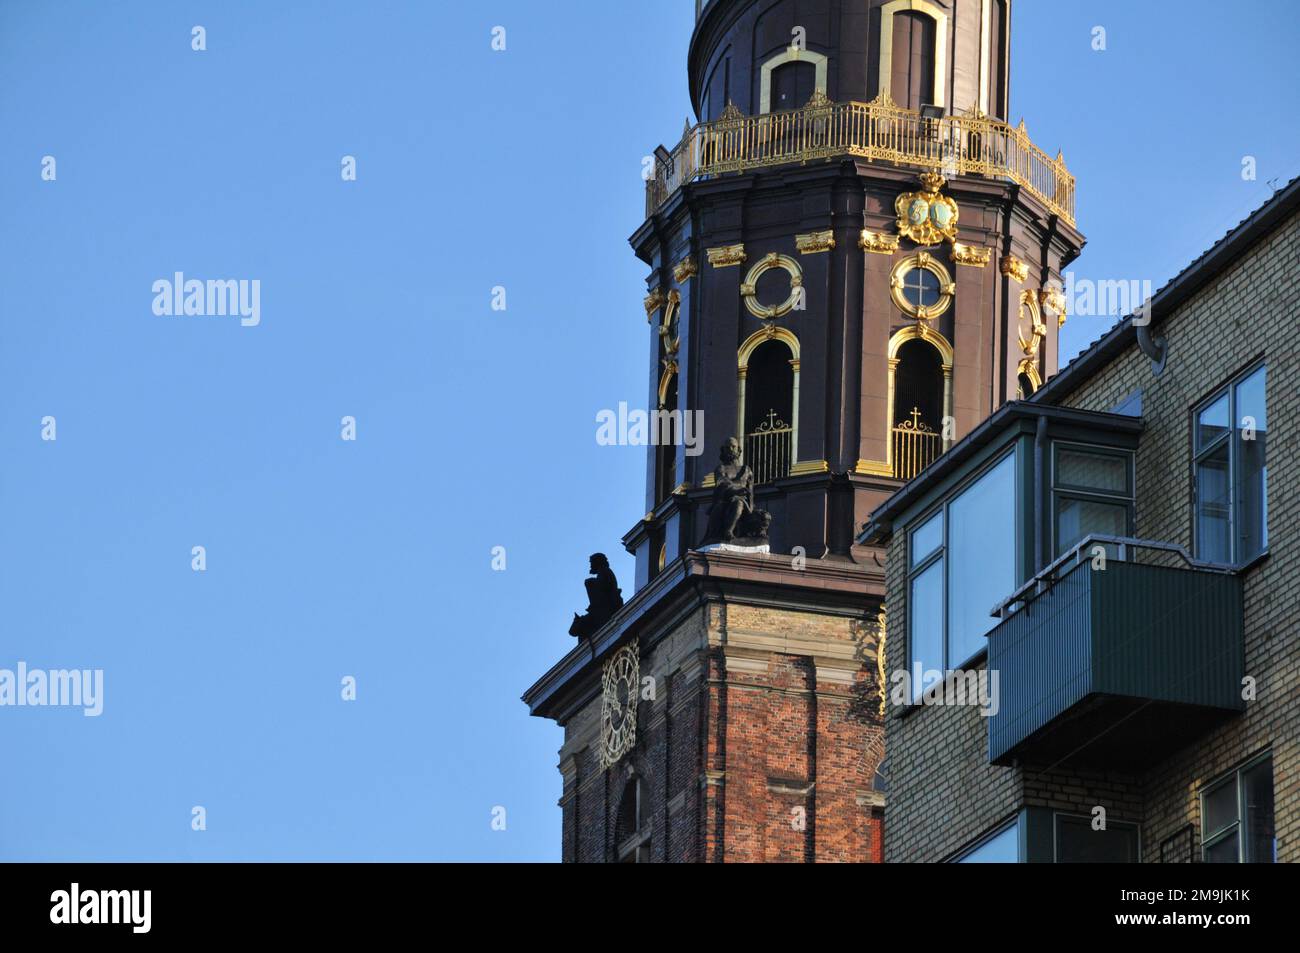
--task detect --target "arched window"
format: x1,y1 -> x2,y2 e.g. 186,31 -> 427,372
878,0 -> 949,110
892,339 -> 945,479
1017,358 -> 1042,400
738,329 -> 800,485
885,326 -> 953,481
614,777 -> 650,863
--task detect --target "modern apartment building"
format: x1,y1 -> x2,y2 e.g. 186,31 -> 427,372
862,176 -> 1298,862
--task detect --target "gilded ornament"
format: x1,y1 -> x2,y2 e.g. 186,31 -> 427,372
660,290 -> 681,355
894,171 -> 960,246
740,253 -> 804,320
952,242 -> 991,267
1000,255 -> 1029,283
876,607 -> 888,717
1017,289 -> 1047,355
707,243 -> 747,268
796,230 -> 836,254
859,230 -> 900,255
1039,287 -> 1067,328
643,288 -> 665,323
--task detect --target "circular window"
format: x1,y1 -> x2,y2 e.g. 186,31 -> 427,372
890,253 -> 953,321
900,268 -> 942,310
741,253 -> 803,321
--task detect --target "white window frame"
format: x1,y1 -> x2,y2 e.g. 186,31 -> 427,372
1200,752 -> 1274,863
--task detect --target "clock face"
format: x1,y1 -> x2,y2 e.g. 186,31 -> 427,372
600,643 -> 639,768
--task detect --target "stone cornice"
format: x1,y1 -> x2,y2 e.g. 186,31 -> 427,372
522,550 -> 883,723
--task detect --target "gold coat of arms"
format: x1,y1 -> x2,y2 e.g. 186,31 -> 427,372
895,171 -> 959,246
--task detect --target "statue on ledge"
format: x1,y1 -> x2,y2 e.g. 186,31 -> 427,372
569,553 -> 624,638
701,437 -> 772,549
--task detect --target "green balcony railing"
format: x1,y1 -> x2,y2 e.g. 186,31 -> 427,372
987,536 -> 1243,768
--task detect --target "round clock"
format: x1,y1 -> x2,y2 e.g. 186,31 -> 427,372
601,642 -> 639,768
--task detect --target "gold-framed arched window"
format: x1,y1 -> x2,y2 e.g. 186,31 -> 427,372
1017,358 -> 1042,399
886,325 -> 953,481
737,327 -> 801,485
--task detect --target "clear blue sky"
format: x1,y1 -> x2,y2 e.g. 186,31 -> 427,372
0,1 -> 1296,861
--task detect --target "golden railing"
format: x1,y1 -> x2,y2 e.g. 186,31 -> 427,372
892,411 -> 942,481
645,92 -> 1075,224
746,411 -> 793,485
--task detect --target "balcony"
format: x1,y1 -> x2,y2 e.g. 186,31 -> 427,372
645,92 -> 1076,223
986,537 -> 1244,769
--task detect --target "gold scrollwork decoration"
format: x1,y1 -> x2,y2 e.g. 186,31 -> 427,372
1017,289 -> 1046,356
1039,286 -> 1067,328
859,230 -> 901,255
658,362 -> 678,406
895,171 -> 959,246
1018,356 -> 1043,395
673,257 -> 698,283
795,230 -> 836,255
643,288 -> 665,323
741,252 -> 804,321
875,607 -> 888,717
707,243 -> 747,268
660,290 -> 681,355
952,242 -> 991,267
1000,255 -> 1029,283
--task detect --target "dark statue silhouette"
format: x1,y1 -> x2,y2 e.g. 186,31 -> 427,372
701,437 -> 772,547
569,553 -> 624,638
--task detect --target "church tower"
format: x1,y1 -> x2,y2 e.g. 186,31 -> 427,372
524,0 -> 1081,862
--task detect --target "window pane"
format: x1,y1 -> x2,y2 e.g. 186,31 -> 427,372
918,269 -> 940,303
1204,832 -> 1240,863
903,268 -> 940,308
911,511 -> 943,567
1197,391 -> 1229,451
1235,367 -> 1267,560
908,559 -> 944,702
1203,775 -> 1238,837
1057,449 -> 1128,493
1235,366 -> 1266,432
1241,758 -> 1275,863
947,453 -> 1017,666
1056,816 -> 1139,863
958,822 -> 1018,863
1056,498 -> 1128,557
1195,442 -> 1231,562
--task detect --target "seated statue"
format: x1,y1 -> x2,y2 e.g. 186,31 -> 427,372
569,553 -> 624,638
701,437 -> 772,547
